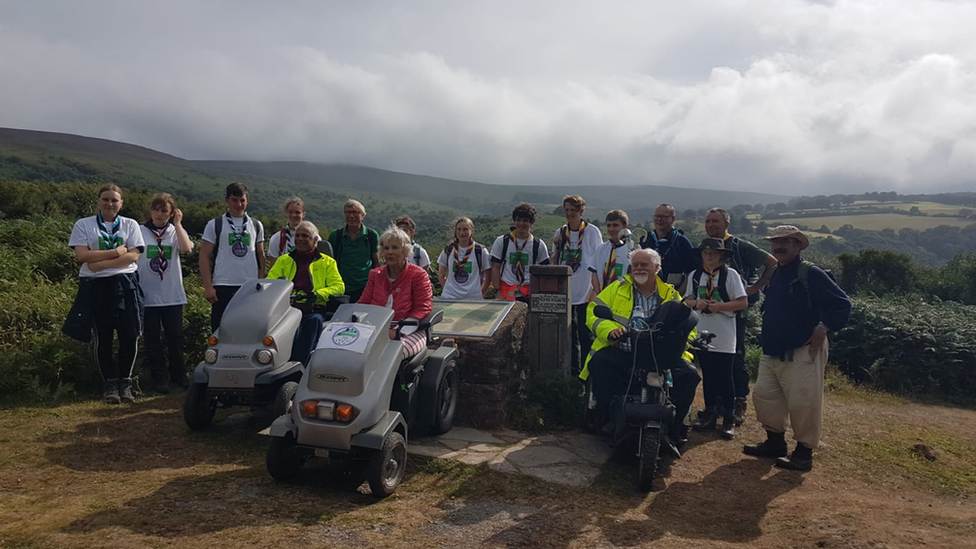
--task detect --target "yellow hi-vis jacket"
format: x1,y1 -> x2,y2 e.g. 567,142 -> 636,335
579,274 -> 695,381
267,251 -> 345,307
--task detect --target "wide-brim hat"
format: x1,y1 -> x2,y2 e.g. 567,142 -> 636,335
763,225 -> 810,250
694,238 -> 734,258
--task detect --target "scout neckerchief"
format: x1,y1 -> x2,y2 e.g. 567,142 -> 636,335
559,221 -> 587,273
509,231 -> 528,285
603,240 -> 626,286
145,221 -> 170,280
705,267 -> 722,300
226,212 -> 250,258
452,241 -> 475,284
278,226 -> 294,255
97,212 -> 122,250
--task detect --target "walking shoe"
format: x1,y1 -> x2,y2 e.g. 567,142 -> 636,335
692,412 -> 717,432
743,431 -> 788,458
103,380 -> 121,405
719,417 -> 736,440
775,444 -> 813,472
733,397 -> 748,427
120,378 -> 136,404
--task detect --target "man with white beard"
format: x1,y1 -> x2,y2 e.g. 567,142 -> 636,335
579,249 -> 701,443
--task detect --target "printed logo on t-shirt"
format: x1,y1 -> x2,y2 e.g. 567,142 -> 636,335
508,251 -> 528,274
609,263 -> 623,278
228,232 -> 251,258
147,245 -> 173,260
561,248 -> 583,272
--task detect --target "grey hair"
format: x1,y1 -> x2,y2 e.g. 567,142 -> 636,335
379,225 -> 412,255
707,207 -> 731,224
656,203 -> 675,216
343,199 -> 366,214
630,248 -> 662,270
296,220 -> 320,242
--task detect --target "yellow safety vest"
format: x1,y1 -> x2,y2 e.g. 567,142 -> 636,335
266,251 -> 345,307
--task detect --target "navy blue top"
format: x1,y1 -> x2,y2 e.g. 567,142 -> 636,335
641,228 -> 696,283
760,256 -> 851,356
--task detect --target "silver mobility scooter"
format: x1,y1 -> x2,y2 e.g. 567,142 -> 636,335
266,303 -> 459,498
183,278 -> 341,429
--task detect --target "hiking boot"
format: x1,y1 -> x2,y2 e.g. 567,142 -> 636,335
775,444 -> 814,472
743,431 -> 788,458
733,397 -> 748,427
692,412 -> 717,432
719,417 -> 736,440
673,424 -> 690,447
119,378 -> 136,404
103,380 -> 121,405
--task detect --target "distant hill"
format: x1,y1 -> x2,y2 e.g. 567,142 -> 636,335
1,128 -> 790,227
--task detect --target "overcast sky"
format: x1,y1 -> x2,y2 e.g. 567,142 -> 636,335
2,0 -> 975,194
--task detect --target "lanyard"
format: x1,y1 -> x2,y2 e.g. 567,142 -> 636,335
97,212 -> 122,249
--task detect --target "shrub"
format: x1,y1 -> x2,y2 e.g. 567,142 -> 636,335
507,371 -> 585,432
832,294 -> 976,404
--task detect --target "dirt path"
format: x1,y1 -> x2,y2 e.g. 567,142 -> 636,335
1,381 -> 974,549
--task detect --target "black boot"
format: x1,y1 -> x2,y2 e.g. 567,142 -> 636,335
692,411 -> 717,431
775,443 -> 813,471
103,379 -> 121,405
743,431 -> 788,458
733,397 -> 748,427
719,416 -> 736,440
120,378 -> 136,404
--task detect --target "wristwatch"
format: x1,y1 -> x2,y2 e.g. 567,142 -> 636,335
814,322 -> 829,334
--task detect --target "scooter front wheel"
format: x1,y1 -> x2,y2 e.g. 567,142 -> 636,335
367,432 -> 407,498
273,381 -> 299,419
638,425 -> 662,492
183,383 -> 217,430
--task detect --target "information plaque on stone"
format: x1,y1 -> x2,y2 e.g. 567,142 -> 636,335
530,293 -> 568,314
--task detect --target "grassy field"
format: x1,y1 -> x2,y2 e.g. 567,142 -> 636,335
849,200 -> 974,216
771,213 -> 974,232
1,372 -> 974,549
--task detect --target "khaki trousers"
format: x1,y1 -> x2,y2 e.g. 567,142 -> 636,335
752,341 -> 827,449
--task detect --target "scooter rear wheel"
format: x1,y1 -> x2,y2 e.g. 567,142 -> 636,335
638,425 -> 662,492
367,432 -> 407,498
266,434 -> 303,481
273,381 -> 299,419
431,361 -> 459,435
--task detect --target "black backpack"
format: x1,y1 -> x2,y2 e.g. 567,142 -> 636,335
333,226 -> 379,268
724,236 -> 761,306
690,266 -> 731,303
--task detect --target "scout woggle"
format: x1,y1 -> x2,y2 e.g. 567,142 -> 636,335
452,242 -> 474,284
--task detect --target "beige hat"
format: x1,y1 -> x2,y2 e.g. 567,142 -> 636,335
763,225 -> 810,250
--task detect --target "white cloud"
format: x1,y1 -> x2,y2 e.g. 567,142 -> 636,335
1,0 -> 975,194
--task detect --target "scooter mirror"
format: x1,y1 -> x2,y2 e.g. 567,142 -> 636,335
593,305 -> 614,320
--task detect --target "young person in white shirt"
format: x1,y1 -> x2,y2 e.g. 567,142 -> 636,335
395,215 -> 432,271
437,217 -> 491,300
199,182 -> 266,332
490,203 -> 550,302
588,209 -> 632,295
551,194 -> 604,375
685,238 -> 748,439
137,193 -> 194,393
267,197 -> 305,269
67,184 -> 145,404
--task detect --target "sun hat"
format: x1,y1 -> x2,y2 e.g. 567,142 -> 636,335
762,225 -> 810,250
694,238 -> 734,259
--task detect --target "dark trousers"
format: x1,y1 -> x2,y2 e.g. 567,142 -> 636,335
92,281 -> 140,381
210,285 -> 240,332
588,345 -> 700,432
291,313 -> 325,365
347,287 -> 365,304
733,313 -> 750,398
699,350 -> 736,420
144,305 -> 185,383
570,303 -> 591,376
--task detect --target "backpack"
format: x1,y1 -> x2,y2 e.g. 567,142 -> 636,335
210,215 -> 261,272
500,235 -> 543,272
413,242 -> 422,266
333,226 -> 379,268
690,266 -> 731,304
724,236 -> 761,306
791,260 -> 837,309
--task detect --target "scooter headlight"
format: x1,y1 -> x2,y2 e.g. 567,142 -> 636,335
257,349 -> 273,364
204,349 -> 218,364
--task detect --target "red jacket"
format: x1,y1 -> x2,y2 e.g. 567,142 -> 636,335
358,263 -> 433,322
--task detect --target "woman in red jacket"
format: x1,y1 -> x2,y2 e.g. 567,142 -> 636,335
358,226 -> 433,359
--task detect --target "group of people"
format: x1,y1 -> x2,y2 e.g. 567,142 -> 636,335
64,183 -> 851,472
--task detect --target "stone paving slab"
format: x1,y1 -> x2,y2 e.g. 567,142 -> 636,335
412,428 -> 610,487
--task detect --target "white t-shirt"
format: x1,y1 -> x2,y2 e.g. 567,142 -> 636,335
267,227 -> 295,259
137,224 -> 188,307
552,222 -> 604,305
437,242 -> 491,300
588,240 -> 631,290
68,215 -> 145,278
202,214 -> 265,287
407,242 -> 431,269
683,267 -> 747,354
489,234 -> 550,287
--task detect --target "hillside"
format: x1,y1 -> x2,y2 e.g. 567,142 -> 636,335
0,128 -> 789,228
